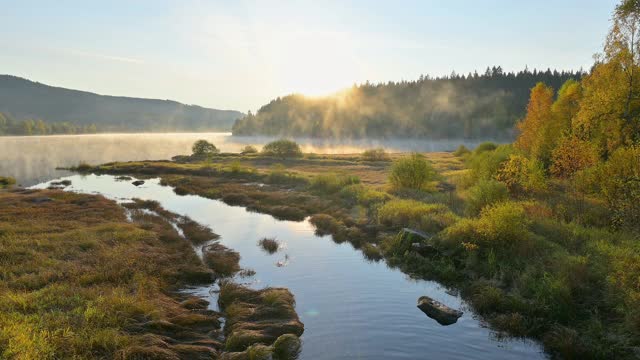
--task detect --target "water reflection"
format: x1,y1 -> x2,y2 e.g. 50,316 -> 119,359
32,174 -> 544,360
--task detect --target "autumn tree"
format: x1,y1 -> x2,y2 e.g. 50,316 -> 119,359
550,136 -> 600,178
515,83 -> 556,166
552,79 -> 582,132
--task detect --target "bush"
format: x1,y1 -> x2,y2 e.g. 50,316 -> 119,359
442,201 -> 532,252
389,153 -> 436,189
377,199 -> 458,233
361,148 -> 389,161
474,142 -> 497,154
192,139 -> 219,156
240,145 -> 259,154
476,202 -> 532,247
339,184 -> 390,206
309,173 -> 360,194
496,154 -> 546,194
465,179 -> 509,215
453,145 -> 471,157
466,144 -> 513,183
261,139 -> 302,158
550,136 -> 599,178
0,176 -> 16,188
595,145 -> 640,230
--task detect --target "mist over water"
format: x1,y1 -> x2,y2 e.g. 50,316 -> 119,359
1,132 -> 494,186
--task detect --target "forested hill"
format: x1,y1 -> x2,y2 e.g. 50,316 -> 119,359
232,67 -> 583,139
0,75 -> 244,133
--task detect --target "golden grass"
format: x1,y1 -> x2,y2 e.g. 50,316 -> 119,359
0,189 -> 221,359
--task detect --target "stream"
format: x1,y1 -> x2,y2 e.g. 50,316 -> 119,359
32,174 -> 545,359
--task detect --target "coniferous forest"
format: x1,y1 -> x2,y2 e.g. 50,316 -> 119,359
232,67 -> 583,139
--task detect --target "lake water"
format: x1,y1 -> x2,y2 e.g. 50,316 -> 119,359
2,133 -> 494,186
32,174 -> 545,360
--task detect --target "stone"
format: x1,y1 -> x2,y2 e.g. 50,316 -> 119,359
417,296 -> 463,326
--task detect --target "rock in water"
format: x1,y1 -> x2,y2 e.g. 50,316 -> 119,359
417,296 -> 463,326
132,180 -> 145,186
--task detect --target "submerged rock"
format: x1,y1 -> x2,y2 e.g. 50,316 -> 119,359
132,180 -> 145,186
417,296 -> 463,326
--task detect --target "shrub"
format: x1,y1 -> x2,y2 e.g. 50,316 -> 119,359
476,202 -> 532,247
465,179 -> 509,215
377,199 -> 458,233
309,173 -> 360,194
389,153 -> 436,189
453,145 -> 471,157
550,136 -> 599,178
441,201 -> 532,252
361,148 -> 389,161
474,142 -> 497,154
240,145 -> 259,154
261,139 -> 302,158
496,154 -> 546,194
466,144 -> 514,183
0,176 -> 16,188
595,145 -> 640,230
192,139 -> 219,156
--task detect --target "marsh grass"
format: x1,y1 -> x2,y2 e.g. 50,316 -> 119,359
309,173 -> 360,194
361,148 -> 389,161
217,281 -> 303,353
203,243 -> 241,277
258,238 -> 280,254
0,190 -> 221,359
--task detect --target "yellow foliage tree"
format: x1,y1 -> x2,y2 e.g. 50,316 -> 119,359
515,83 -> 556,165
496,154 -> 547,195
550,136 -> 600,178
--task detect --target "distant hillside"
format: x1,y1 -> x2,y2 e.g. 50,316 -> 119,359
0,75 -> 243,132
232,67 -> 583,139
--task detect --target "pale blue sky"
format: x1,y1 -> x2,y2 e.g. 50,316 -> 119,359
0,0 -> 617,112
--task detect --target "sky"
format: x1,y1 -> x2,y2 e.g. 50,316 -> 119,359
0,0 -> 618,112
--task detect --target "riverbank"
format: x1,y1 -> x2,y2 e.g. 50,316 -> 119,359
73,149 -> 640,359
0,188 -> 303,359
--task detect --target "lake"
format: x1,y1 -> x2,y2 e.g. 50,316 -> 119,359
2,133 -> 494,186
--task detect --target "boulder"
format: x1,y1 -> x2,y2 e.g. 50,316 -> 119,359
417,296 -> 463,326
132,180 -> 145,186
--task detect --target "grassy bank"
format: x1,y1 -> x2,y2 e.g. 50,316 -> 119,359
0,188 -> 304,359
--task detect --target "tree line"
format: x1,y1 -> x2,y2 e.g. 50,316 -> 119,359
0,112 -> 97,136
232,67 -> 583,139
